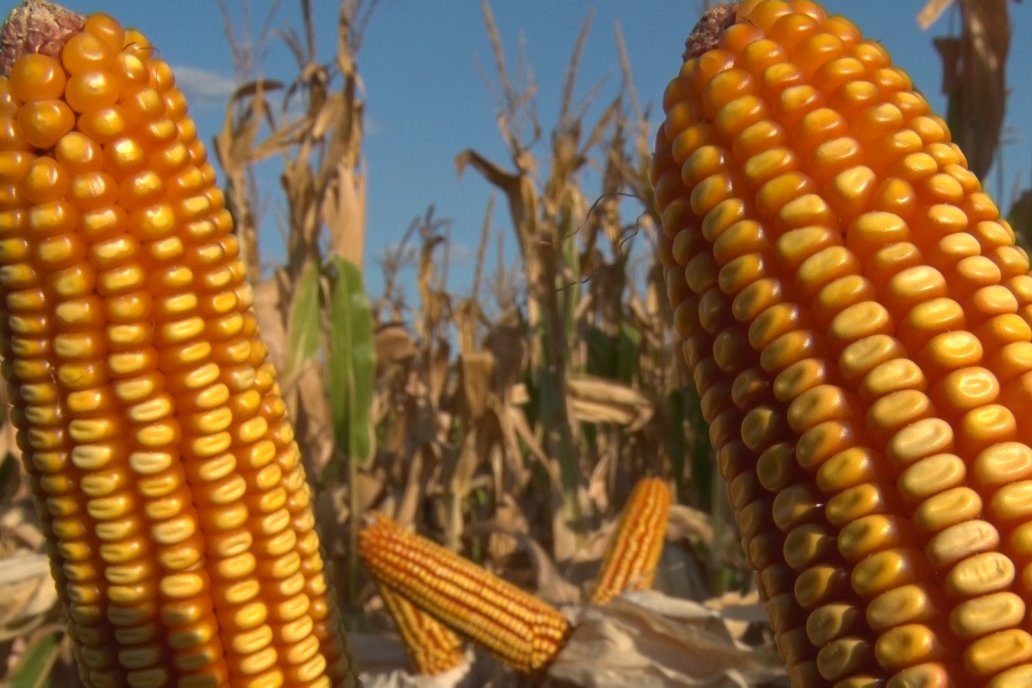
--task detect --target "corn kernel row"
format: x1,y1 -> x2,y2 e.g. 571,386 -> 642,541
653,1 -> 1032,685
589,477 -> 672,605
359,512 -> 570,674
376,583 -> 465,676
0,4 -> 352,686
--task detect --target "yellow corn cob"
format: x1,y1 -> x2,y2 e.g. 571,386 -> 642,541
0,3 -> 353,686
358,512 -> 571,673
375,582 -> 466,676
589,477 -> 672,605
652,1 -> 1032,686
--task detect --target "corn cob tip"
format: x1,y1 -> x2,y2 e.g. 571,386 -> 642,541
0,0 -> 84,76
684,3 -> 738,60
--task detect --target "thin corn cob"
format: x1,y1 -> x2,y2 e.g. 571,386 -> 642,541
589,477 -> 672,605
0,2 -> 353,686
358,512 -> 570,673
653,1 -> 1032,686
375,581 -> 466,676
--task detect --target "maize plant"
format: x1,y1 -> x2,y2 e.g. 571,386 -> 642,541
0,1 -> 354,685
653,0 -> 1032,685
589,477 -> 672,605
358,512 -> 571,674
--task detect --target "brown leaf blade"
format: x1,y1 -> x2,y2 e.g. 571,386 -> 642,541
936,0 -> 1011,179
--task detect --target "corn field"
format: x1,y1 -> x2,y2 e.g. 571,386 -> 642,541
0,0 -> 1026,686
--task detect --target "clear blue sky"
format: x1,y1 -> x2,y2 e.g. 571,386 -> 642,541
54,1 -> 1032,299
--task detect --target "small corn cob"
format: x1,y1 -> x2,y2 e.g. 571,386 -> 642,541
0,2 -> 353,686
358,512 -> 571,673
374,580 -> 466,676
653,1 -> 1032,686
589,477 -> 672,605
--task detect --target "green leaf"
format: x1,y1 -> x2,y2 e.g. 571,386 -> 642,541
559,194 -> 580,357
7,630 -> 62,688
616,321 -> 641,384
585,326 -> 616,379
285,260 -> 322,379
583,322 -> 640,383
326,257 -> 377,469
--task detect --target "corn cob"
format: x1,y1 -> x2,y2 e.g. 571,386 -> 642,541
589,477 -> 672,605
373,579 -> 466,676
652,1 -> 1032,686
0,2 -> 353,686
358,512 -> 571,673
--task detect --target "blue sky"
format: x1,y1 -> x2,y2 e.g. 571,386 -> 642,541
54,1 -> 1032,299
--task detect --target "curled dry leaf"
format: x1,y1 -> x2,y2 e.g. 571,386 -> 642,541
703,590 -> 770,645
0,553 -> 58,641
350,630 -> 472,687
357,624 -> 521,688
549,591 -> 787,688
358,659 -> 474,688
0,505 -> 46,552
666,503 -> 715,547
917,0 -> 956,29
463,520 -> 582,607
374,324 -> 418,372
566,375 -> 654,431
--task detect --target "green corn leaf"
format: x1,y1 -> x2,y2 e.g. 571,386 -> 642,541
326,256 -> 377,468
285,260 -> 323,380
616,321 -> 641,384
7,630 -> 62,688
559,195 -> 580,361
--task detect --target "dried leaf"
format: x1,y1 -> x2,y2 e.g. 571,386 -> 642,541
490,406 -> 531,492
445,429 -> 483,521
935,0 -> 1011,179
917,0 -> 956,29
252,273 -> 289,373
0,506 -> 45,552
358,658 -> 474,688
464,520 -> 581,606
396,443 -> 441,529
566,375 -> 653,431
0,553 -> 58,640
549,592 -> 787,687
459,352 -> 495,420
704,590 -> 768,643
230,77 -> 284,101
323,158 -> 368,268
374,324 -> 417,370
666,504 -> 715,546
503,405 -> 560,486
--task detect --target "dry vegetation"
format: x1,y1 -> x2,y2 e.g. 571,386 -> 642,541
0,0 -> 1024,686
